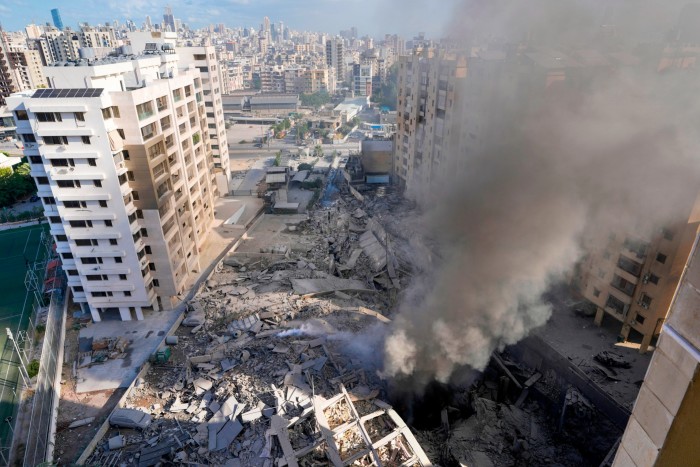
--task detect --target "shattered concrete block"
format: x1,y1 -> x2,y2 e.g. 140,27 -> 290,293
215,420 -> 244,451
221,358 -> 236,372
194,378 -> 213,395
107,435 -> 125,450
240,350 -> 250,363
190,354 -> 213,364
68,417 -> 94,428
229,314 -> 261,333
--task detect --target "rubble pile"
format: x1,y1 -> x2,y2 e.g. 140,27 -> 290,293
77,336 -> 130,368
85,185 -> 432,466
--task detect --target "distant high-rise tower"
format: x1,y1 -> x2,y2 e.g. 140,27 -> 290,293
145,15 -> 152,30
263,16 -> 271,42
163,6 -> 175,32
51,8 -> 64,30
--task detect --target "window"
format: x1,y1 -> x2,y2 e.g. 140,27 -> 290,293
36,177 -> 48,185
73,286 -> 84,293
104,220 -> 113,227
51,158 -> 73,167
56,234 -> 67,241
145,246 -> 152,254
74,112 -> 85,122
605,294 -> 626,314
81,257 -> 103,264
635,314 -> 646,325
49,216 -> 61,224
61,252 -> 73,260
86,274 -> 106,281
124,291 -> 132,297
93,180 -> 102,187
75,239 -> 98,246
69,220 -> 92,227
29,156 -> 42,164
639,294 -> 653,309
88,158 -> 97,166
140,122 -> 156,140
137,101 -> 154,120
111,106 -> 120,118
661,228 -> 674,241
91,291 -> 113,297
136,210 -> 143,219
21,133 -> 36,143
101,108 -> 112,119
99,200 -> 107,208
109,239 -> 118,246
152,279 -> 160,287
117,129 -> 126,139
141,228 -> 148,237
14,110 -> 28,121
43,197 -> 56,205
43,136 -> 68,145
656,253 -> 667,264
148,262 -> 156,271
81,136 -> 91,144
64,200 -> 86,208
122,150 -> 130,160
36,112 -> 62,122
119,274 -> 127,280
649,274 -> 660,285
57,180 -> 80,188
67,269 -> 78,276
114,257 -> 122,263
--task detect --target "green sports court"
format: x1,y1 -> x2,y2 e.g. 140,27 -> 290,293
0,223 -> 50,451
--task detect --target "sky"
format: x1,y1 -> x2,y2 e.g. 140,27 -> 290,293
0,0 -> 456,38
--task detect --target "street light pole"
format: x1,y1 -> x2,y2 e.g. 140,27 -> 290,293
6,329 -> 30,387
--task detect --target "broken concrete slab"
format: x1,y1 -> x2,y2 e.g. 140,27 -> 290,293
215,419 -> 244,451
68,417 -> 95,429
193,378 -> 213,395
290,277 -> 372,296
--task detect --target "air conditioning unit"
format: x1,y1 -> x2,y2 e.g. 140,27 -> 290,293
642,274 -> 650,284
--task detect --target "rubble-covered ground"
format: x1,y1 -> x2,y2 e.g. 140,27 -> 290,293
81,181 -> 624,467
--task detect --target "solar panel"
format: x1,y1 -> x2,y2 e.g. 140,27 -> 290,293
32,88 -> 104,98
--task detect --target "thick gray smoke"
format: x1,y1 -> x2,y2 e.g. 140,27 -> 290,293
380,0 -> 700,385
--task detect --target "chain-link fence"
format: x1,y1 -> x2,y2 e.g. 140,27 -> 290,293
22,270 -> 66,467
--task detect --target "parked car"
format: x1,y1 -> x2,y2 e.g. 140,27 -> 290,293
109,408 -> 152,430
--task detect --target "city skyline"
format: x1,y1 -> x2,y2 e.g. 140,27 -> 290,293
0,0 -> 456,38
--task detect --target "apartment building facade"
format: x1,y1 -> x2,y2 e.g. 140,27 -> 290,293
326,37 -> 344,84
7,53 -> 219,322
393,49 -> 468,193
127,32 -> 230,193
574,213 -> 700,353
613,223 -> 700,466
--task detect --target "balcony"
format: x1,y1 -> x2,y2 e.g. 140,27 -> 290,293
611,274 -> 636,297
617,255 -> 643,277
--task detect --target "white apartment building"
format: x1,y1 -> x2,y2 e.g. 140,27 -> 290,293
128,31 -> 230,193
7,52 -> 221,322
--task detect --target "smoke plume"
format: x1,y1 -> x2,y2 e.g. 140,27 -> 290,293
380,0 -> 700,385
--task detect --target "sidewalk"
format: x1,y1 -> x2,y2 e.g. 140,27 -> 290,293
76,308 -> 181,393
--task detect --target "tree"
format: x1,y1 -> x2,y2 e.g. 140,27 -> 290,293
274,151 -> 282,167
300,91 -> 331,109
296,122 -> 310,143
0,163 -> 36,208
371,63 -> 399,110
313,145 -> 324,157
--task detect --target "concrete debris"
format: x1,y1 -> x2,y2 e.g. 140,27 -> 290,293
68,417 -> 95,428
108,435 -> 126,450
84,184 -> 431,466
290,277 -> 372,296
594,351 -> 631,369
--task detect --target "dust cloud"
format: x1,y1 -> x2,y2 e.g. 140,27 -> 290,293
379,0 -> 700,386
